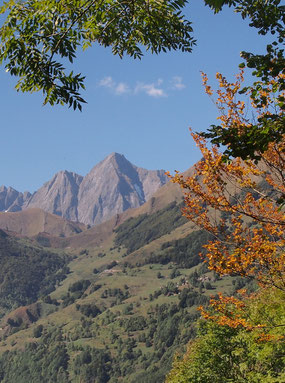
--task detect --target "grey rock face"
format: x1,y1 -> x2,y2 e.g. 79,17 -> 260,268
136,167 -> 168,201
0,186 -> 31,212
1,153 -> 168,226
77,153 -> 168,225
24,171 -> 83,222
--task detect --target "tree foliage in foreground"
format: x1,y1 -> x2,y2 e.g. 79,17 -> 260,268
0,0 -> 195,110
167,67 -> 285,381
166,288 -> 285,383
171,70 -> 285,289
0,1 -> 283,110
203,0 -> 285,158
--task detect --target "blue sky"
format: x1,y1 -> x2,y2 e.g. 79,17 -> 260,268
1,2 -> 270,192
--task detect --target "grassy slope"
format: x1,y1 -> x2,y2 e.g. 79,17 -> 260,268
0,213 -> 240,382
0,208 -> 86,238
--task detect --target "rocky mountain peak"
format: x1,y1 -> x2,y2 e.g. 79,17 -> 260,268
24,170 -> 83,221
0,185 -> 31,212
76,153 -> 168,225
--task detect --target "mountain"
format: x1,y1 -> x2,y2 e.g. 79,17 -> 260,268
0,162 -> 188,246
76,152 -> 168,225
0,186 -> 31,212
24,171 -> 83,223
0,179 -> 246,383
61,168 -> 187,249
1,153 -> 168,226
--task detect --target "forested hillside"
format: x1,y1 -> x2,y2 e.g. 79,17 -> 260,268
0,202 -> 252,382
0,230 -> 70,315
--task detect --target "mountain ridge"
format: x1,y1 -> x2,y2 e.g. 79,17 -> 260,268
0,162 -> 194,244
1,153 -> 168,226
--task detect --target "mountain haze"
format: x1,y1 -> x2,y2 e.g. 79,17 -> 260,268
1,153 -> 168,226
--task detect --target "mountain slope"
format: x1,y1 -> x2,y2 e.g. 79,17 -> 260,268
0,208 -> 244,383
0,229 -> 70,316
0,161 -> 257,383
0,208 -> 86,237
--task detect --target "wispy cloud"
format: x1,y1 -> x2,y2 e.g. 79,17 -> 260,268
98,76 -> 185,97
171,76 -> 186,90
115,82 -> 130,95
98,76 -> 114,89
98,76 -> 130,95
135,81 -> 167,98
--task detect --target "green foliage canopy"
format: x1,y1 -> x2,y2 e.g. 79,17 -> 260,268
0,0 -> 195,110
0,0 -> 283,114
166,287 -> 285,383
202,0 -> 285,160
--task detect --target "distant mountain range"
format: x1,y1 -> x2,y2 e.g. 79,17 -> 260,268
0,153 -> 168,226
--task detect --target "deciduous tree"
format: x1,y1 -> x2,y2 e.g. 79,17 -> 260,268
166,68 -> 285,381
202,0 -> 285,157
170,69 -> 285,290
164,62 -> 285,380
166,287 -> 285,383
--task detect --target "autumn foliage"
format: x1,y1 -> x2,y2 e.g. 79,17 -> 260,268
169,67 -> 285,334
170,70 -> 285,291
166,70 -> 285,383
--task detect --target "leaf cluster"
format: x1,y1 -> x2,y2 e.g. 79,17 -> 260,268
0,0 -> 195,109
166,287 -> 285,383
202,1 -> 285,159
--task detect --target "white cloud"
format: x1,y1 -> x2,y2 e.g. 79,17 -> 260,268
135,81 -> 167,98
114,82 -> 130,95
171,76 -> 186,90
98,76 -> 114,88
98,77 -> 129,95
99,77 -> 179,98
